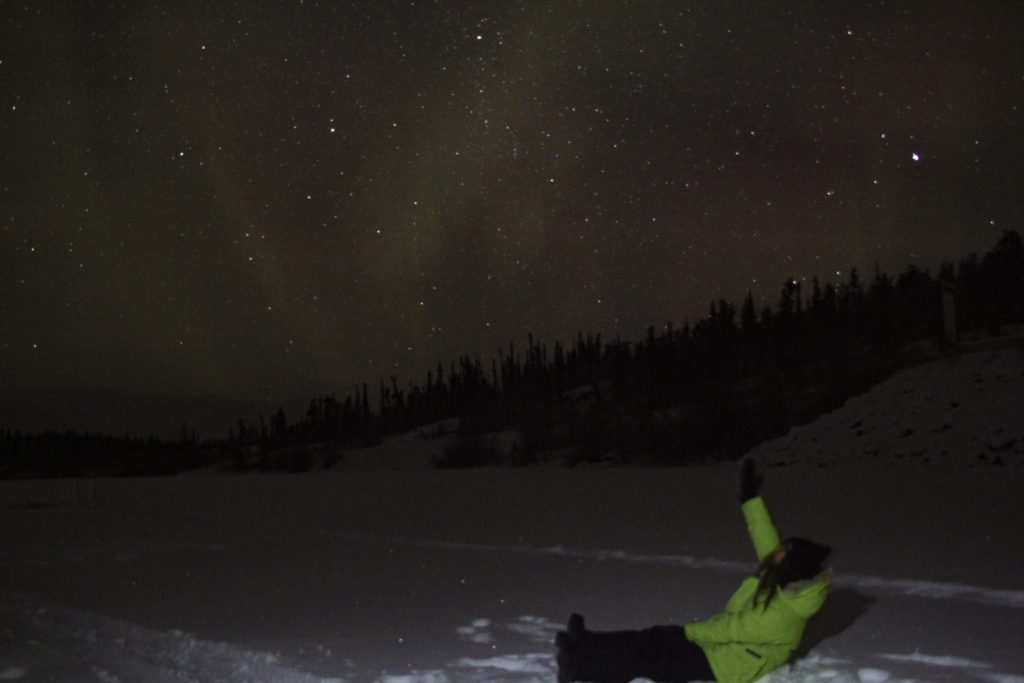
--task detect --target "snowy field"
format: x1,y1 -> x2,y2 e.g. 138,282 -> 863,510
2,345 -> 1023,683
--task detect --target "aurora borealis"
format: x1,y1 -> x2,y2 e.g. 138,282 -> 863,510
2,2 -> 1022,432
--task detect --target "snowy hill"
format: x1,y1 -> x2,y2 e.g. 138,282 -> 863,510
1,345 -> 1023,682
747,341 -> 1024,470
335,341 -> 1024,475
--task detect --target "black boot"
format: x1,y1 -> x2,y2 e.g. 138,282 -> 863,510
556,632 -> 573,682
555,613 -> 586,682
568,613 -> 585,643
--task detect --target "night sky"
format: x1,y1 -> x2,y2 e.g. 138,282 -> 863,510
2,2 -> 1022,425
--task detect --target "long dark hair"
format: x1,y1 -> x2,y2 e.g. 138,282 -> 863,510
754,537 -> 832,609
753,552 -> 788,609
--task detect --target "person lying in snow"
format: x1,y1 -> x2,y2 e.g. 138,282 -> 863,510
554,460 -> 831,683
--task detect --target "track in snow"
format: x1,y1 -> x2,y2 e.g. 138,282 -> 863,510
341,532 -> 1024,609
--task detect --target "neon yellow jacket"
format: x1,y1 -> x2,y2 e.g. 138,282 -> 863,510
684,497 -> 830,683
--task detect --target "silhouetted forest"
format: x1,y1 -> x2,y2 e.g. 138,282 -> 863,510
2,231 -> 1022,476
0,429 -> 203,479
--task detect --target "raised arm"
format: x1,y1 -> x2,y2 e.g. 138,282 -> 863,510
738,458 -> 763,504
738,460 -> 781,562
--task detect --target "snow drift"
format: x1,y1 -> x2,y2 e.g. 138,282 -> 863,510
1,344 -> 1022,681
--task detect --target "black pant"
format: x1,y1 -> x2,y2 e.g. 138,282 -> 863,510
558,625 -> 715,683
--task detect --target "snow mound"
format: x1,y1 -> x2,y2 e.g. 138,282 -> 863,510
0,592 -> 344,683
453,652 -> 552,673
341,430 -> 457,470
748,345 -> 1024,469
378,673 -> 449,683
504,615 -> 562,644
455,618 -> 494,644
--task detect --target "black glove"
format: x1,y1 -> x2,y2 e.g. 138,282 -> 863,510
739,459 -> 763,503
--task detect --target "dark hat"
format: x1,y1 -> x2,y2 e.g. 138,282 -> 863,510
781,536 -> 831,583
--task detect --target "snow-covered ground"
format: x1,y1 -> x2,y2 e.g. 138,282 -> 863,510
1,345 -> 1023,682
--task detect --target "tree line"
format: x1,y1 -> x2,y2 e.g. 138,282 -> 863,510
0,429 -> 204,479
233,230 -> 1024,466
2,230 -> 1021,475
